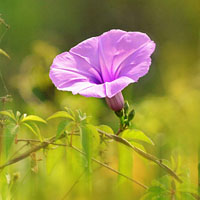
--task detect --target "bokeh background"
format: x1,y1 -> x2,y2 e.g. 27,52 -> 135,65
0,0 -> 200,199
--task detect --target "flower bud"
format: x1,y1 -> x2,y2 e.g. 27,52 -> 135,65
105,92 -> 124,111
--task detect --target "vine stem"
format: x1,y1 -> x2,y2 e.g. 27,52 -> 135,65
0,128 -> 182,184
70,145 -> 148,190
97,129 -> 183,183
0,136 -> 148,190
0,135 -> 63,170
0,128 -> 182,183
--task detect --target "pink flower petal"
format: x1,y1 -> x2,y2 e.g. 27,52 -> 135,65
49,29 -> 156,98
104,76 -> 134,98
117,41 -> 156,81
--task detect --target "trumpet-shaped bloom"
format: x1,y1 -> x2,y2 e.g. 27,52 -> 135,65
50,29 -> 156,99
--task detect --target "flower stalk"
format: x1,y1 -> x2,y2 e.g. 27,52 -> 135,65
114,100 -> 135,135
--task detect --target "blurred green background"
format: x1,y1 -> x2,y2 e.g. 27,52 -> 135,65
0,0 -> 200,199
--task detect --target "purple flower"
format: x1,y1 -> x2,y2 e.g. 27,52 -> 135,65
50,29 -> 155,111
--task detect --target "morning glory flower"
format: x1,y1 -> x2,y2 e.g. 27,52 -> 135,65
50,29 -> 155,111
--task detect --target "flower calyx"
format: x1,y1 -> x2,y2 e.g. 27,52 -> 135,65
114,100 -> 135,135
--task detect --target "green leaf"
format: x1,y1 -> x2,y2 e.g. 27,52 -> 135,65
97,125 -> 114,134
30,123 -> 41,136
140,193 -> 155,200
80,124 -> 93,173
128,109 -> 135,121
148,185 -> 166,193
64,107 -> 75,118
177,192 -> 196,200
152,175 -> 170,189
80,124 -> 96,192
178,182 -> 198,194
90,125 -> 100,153
23,123 -> 38,137
22,122 -> 42,140
21,115 -> 46,124
0,49 -> 10,59
118,143 -> 133,185
141,185 -> 169,200
0,171 -> 12,199
47,111 -> 74,121
171,155 -> 182,173
0,110 -> 16,122
122,129 -> 154,145
56,120 -> 68,139
4,123 -> 19,157
131,141 -> 146,152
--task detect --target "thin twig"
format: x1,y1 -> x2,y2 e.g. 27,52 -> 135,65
4,138 -> 148,190
70,145 -> 148,190
0,142 -> 48,170
61,169 -> 86,200
2,128 -> 182,183
17,139 -> 67,146
97,129 -> 182,183
116,128 -> 123,135
0,16 -> 10,43
0,70 -> 9,94
10,142 -> 29,159
1,128 -> 182,183
61,166 -> 102,200
0,134 -> 65,170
